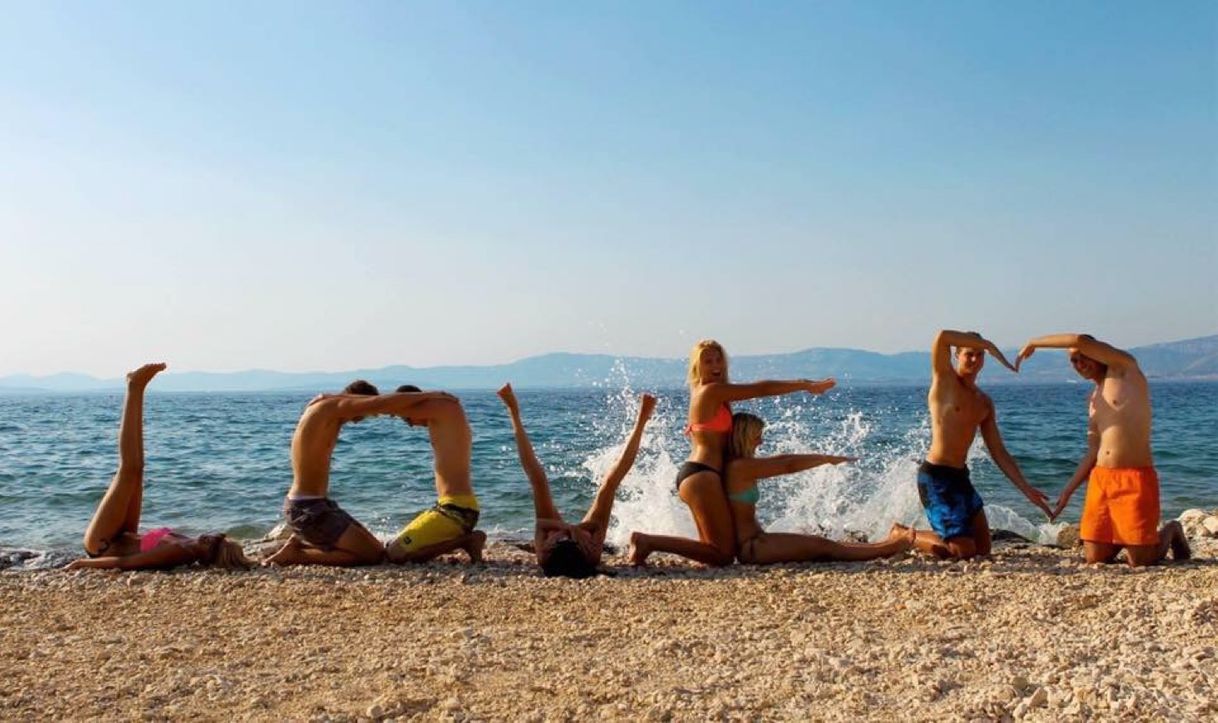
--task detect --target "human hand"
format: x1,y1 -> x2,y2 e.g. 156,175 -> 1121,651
1015,343 -> 1036,372
1050,491 -> 1071,521
989,344 -> 1018,373
806,378 -> 836,395
1026,486 -> 1053,519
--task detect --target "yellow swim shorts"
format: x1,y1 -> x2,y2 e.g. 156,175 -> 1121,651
391,495 -> 480,554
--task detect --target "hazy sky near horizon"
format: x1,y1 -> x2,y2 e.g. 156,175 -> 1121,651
2,1 -> 1215,377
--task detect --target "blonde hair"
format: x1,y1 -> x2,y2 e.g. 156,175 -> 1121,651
212,539 -> 253,569
729,413 -> 764,459
687,339 -> 729,387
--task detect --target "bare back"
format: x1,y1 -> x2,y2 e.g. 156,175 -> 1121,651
422,400 -> 475,498
927,374 -> 992,468
1091,365 -> 1153,468
289,400 -> 343,497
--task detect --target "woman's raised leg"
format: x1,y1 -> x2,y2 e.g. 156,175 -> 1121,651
581,394 -> 655,534
497,383 -> 561,522
83,363 -> 165,555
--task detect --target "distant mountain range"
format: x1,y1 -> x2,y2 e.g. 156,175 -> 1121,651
2,335 -> 1215,393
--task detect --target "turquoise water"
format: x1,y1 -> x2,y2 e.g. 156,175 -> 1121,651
1,382 -> 1214,555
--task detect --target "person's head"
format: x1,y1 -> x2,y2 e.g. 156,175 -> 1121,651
729,412 -> 765,459
954,332 -> 986,377
343,379 -> 379,396
1068,334 -> 1106,381
196,534 -> 252,569
539,537 -> 598,579
687,339 -> 729,387
340,379 -> 378,422
395,384 -> 427,426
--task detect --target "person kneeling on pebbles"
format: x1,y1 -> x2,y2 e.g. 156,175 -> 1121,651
893,330 -> 1054,560
1016,333 -> 1189,566
383,385 -> 486,564
498,383 -> 655,578
267,381 -> 461,566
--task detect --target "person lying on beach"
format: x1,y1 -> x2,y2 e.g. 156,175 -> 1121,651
628,339 -> 836,566
67,363 -> 250,571
266,382 -> 462,566
384,385 -> 486,564
498,383 -> 655,578
1017,334 -> 1189,566
894,331 -> 1053,560
726,413 -> 913,563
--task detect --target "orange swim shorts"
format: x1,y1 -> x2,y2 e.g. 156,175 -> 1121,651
1080,467 -> 1161,547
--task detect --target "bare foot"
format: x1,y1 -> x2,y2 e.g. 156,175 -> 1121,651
888,522 -> 916,545
262,535 -> 303,566
627,531 -> 651,566
496,383 -> 519,414
462,531 -> 487,563
639,393 -> 657,419
127,363 -> 167,388
1165,521 -> 1191,561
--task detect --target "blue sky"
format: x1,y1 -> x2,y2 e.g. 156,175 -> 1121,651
1,1 -> 1214,376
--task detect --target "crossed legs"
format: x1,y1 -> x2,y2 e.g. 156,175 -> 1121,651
83,363 -> 165,556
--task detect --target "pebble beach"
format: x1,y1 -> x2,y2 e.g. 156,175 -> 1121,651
2,515 -> 1216,722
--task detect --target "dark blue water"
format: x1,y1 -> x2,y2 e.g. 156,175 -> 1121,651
1,382 -> 1214,553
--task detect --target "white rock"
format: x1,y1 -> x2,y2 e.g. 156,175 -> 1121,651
1202,516 -> 1218,536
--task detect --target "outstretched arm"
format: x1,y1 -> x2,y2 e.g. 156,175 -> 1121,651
704,378 -> 836,406
1017,333 -> 1136,371
324,390 -> 458,421
979,408 -> 1051,518
730,454 -> 856,482
933,330 -> 1016,375
66,543 -> 199,571
1052,420 -> 1100,519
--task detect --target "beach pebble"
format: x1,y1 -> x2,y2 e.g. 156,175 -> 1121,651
1202,516 -> 1218,537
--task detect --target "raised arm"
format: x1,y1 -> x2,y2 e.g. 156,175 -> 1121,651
978,403 -> 1051,518
1017,333 -> 1136,371
729,453 -> 855,482
933,330 -> 1016,376
703,379 -> 835,406
1052,419 -> 1100,519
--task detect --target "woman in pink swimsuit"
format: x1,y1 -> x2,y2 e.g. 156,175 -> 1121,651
628,339 -> 837,566
67,363 -> 250,571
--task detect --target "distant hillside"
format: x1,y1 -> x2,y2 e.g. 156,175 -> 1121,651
2,335 -> 1214,392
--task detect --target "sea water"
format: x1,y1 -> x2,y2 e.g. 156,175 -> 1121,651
1,380 -> 1214,564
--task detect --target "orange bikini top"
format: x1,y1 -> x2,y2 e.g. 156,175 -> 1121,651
685,404 -> 732,436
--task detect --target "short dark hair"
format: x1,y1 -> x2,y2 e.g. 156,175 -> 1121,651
343,379 -> 379,396
540,539 -> 598,579
395,384 -> 422,393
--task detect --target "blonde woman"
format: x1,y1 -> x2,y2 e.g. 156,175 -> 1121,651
68,363 -> 251,571
628,340 -> 835,566
726,413 -> 913,563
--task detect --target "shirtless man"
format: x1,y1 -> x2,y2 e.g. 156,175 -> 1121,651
1017,334 -> 1189,566
895,330 -> 1053,559
265,381 -> 463,566
384,384 -> 486,564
